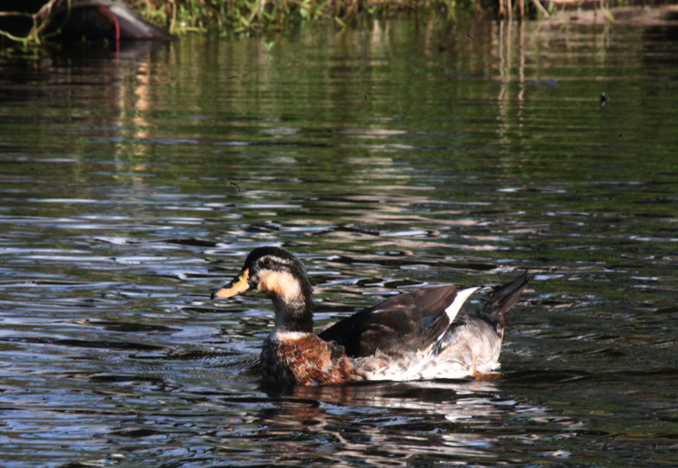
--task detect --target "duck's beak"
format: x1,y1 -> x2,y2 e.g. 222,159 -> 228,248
211,269 -> 250,299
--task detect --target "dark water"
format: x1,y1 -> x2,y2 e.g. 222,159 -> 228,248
2,18 -> 678,467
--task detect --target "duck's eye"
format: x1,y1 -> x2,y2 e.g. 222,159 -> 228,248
263,258 -> 272,268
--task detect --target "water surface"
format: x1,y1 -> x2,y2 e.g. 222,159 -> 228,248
1,18 -> 678,467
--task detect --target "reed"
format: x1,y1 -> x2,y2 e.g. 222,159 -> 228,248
127,0 -> 491,34
0,0 -> 552,44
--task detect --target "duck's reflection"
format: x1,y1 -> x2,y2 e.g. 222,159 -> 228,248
254,379 -> 513,464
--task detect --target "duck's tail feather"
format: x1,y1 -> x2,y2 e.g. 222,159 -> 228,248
480,270 -> 530,333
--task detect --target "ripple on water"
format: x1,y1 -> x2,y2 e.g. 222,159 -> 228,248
2,19 -> 678,468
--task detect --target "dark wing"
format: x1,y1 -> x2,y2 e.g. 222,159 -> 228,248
318,286 -> 460,358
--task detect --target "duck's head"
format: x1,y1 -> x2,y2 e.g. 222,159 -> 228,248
211,246 -> 314,332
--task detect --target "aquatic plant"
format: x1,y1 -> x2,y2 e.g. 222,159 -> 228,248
126,0 -> 501,34
0,0 -> 600,43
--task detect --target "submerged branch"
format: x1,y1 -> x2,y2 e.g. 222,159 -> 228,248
0,12 -> 35,18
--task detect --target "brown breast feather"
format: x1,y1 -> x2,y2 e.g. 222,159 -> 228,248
260,334 -> 359,387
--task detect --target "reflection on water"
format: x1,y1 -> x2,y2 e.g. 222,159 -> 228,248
2,17 -> 678,467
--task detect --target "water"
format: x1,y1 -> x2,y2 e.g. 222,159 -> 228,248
2,17 -> 678,467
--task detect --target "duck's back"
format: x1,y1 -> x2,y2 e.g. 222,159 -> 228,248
318,285 -> 463,357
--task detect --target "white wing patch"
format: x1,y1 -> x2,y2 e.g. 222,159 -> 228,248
444,287 -> 479,324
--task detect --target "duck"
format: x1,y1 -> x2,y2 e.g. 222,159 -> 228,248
211,246 -> 529,388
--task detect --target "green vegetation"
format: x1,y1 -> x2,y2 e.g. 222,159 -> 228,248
0,0 -> 645,43
129,0 -> 490,35
0,0 -> 499,45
